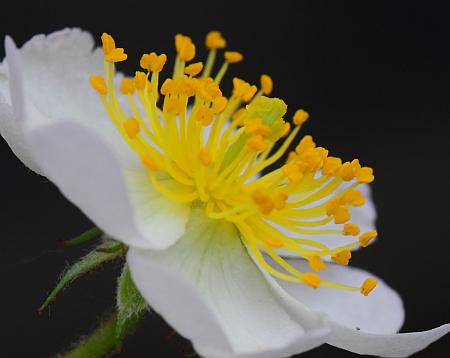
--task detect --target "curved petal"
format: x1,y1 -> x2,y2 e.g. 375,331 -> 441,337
277,183 -> 377,258
327,322 -> 450,357
127,207 -> 330,358
276,259 -> 404,334
28,120 -> 190,250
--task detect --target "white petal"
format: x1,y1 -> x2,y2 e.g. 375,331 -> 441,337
128,207 -> 329,358
275,259 -> 450,357
277,183 -> 377,258
327,322 -> 450,357
277,259 -> 404,334
29,120 -> 190,250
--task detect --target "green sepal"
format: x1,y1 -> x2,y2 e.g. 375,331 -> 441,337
115,265 -> 148,349
39,239 -> 125,313
63,227 -> 102,247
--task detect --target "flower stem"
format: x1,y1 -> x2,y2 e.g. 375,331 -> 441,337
63,312 -> 126,358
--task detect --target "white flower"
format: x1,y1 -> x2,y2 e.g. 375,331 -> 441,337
1,28 -> 448,358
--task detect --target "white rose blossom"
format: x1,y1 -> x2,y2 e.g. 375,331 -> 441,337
0,28 -> 448,358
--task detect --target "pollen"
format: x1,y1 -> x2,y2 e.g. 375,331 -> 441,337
303,273 -> 321,288
361,278 -> 378,296
91,30 -> 378,296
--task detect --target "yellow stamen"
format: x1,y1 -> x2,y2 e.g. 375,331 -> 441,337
293,109 -> 309,126
124,117 -> 140,139
361,277 -> 378,296
120,78 -> 135,95
185,62 -> 204,76
224,51 -> 243,63
90,75 -> 107,95
343,223 -> 361,236
302,272 -> 321,288
359,230 -> 377,247
260,74 -> 273,95
308,256 -> 326,272
175,34 -> 196,61
206,31 -> 226,49
332,249 -> 352,265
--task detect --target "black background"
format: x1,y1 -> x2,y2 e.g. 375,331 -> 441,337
1,1 -> 449,357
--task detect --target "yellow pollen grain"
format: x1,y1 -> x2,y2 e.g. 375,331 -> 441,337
90,75 -> 107,95
120,78 -> 135,95
293,109 -> 309,126
185,62 -> 204,76
206,31 -> 226,49
308,256 -> 326,272
359,230 -> 377,247
141,155 -> 158,171
343,223 -> 361,236
260,74 -> 273,95
124,117 -> 140,139
361,277 -> 378,296
198,148 -> 213,166
302,272 -> 321,289
332,249 -> 352,265
224,51 -> 243,63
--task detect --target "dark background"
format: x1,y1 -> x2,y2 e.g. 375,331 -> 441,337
1,1 -> 449,357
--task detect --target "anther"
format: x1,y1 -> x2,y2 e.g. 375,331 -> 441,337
332,249 -> 351,265
293,109 -> 309,126
361,277 -> 378,296
359,230 -> 377,247
124,117 -> 140,139
205,31 -> 226,49
90,75 -> 108,95
308,256 -> 326,272
343,223 -> 361,236
302,272 -> 321,289
224,51 -> 243,63
260,74 -> 273,95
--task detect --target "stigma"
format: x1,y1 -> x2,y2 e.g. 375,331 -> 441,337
90,31 -> 378,295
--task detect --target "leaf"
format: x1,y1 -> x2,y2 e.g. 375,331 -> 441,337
115,264 -> 148,348
39,240 -> 125,313
63,227 -> 102,247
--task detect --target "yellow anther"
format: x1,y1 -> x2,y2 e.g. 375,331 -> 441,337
101,33 -> 115,54
120,78 -> 135,95
308,256 -> 326,272
89,75 -> 107,95
260,74 -> 273,95
333,205 -> 352,224
332,249 -> 352,265
160,78 -> 174,95
185,62 -> 204,76
196,107 -> 214,126
244,118 -> 272,137
343,189 -> 366,207
175,34 -> 196,62
273,192 -> 288,210
325,198 -> 341,216
263,237 -> 284,248
282,163 -> 304,183
205,31 -> 226,49
361,277 -> 378,296
224,51 -> 243,63
134,71 -> 147,91
232,108 -> 246,122
198,148 -> 212,166
104,48 -> 127,63
343,223 -> 361,236
286,151 -> 297,163
295,135 -> 316,154
211,96 -> 228,114
243,85 -> 257,102
141,52 -> 167,73
259,199 -> 274,215
247,135 -> 270,152
293,109 -> 309,126
300,147 -> 328,172
323,156 -> 343,176
339,161 -> 356,181
281,122 -> 291,138
163,97 -> 182,115
141,155 -> 158,171
124,117 -> 140,139
357,166 -> 375,183
252,188 -> 270,205
302,272 -> 321,289
359,230 -> 377,247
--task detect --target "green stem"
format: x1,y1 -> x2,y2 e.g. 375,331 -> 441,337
63,313 -> 120,358
63,227 -> 102,247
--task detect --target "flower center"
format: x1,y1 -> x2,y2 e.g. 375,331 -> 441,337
91,31 -> 378,295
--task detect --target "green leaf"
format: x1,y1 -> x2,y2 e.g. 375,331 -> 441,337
39,240 -> 125,313
63,227 -> 102,247
115,265 -> 148,348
